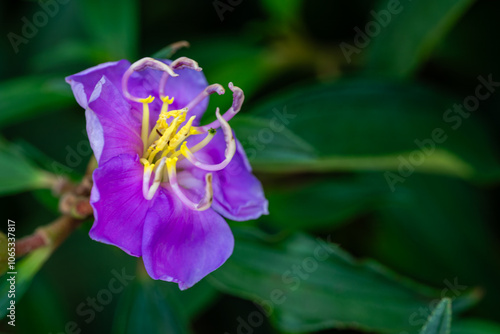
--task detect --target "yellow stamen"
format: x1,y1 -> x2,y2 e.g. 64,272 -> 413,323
160,95 -> 174,114
190,128 -> 216,153
168,116 -> 196,151
139,95 -> 155,153
166,156 -> 178,176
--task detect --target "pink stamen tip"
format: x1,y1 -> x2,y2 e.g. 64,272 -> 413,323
184,84 -> 225,111
171,57 -> 202,71
197,83 -> 244,132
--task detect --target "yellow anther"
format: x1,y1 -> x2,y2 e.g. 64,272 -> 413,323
168,116 -> 196,150
190,127 -> 203,135
160,95 -> 174,114
161,96 -> 174,104
139,95 -> 155,104
180,142 -> 191,157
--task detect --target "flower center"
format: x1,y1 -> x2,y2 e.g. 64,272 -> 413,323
121,57 -> 244,210
138,95 -> 217,208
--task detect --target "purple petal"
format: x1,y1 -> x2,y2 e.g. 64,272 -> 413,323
87,76 -> 143,165
183,131 -> 269,221
66,60 -> 130,109
90,154 -> 151,257
142,190 -> 234,290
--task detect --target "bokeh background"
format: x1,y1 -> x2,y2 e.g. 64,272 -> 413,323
1,0 -> 500,333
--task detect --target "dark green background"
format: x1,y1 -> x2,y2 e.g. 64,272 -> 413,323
1,0 -> 500,333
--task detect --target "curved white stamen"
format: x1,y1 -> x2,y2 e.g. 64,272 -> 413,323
167,158 -> 213,211
195,82 -> 244,133
184,84 -> 225,112
122,57 -> 178,102
170,129 -> 216,160
180,109 -> 235,171
146,157 -> 166,200
159,57 -> 201,98
171,57 -> 202,71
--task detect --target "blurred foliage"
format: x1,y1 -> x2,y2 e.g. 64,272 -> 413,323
1,0 -> 500,333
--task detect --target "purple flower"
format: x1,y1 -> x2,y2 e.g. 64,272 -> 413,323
66,57 -> 268,289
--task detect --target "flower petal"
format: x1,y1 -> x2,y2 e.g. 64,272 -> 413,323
90,154 -> 151,257
87,76 -> 143,165
142,190 -> 234,290
66,60 -> 130,109
183,131 -> 269,221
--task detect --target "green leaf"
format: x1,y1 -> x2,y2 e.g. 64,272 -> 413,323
451,319 -> 500,334
160,279 -> 219,320
78,0 -> 138,60
246,79 -> 500,181
264,174 -> 386,231
230,115 -> 318,167
0,75 -> 73,128
372,174 -> 500,317
366,0 -> 475,77
16,276 -> 68,333
210,229 -> 478,333
419,298 -> 452,334
0,141 -> 54,196
0,246 -> 52,319
112,278 -> 191,334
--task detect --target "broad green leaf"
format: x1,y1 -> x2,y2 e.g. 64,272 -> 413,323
78,0 -> 138,60
373,173 -> 500,315
112,278 -> 191,334
419,298 -> 452,334
210,229 -> 479,333
0,246 -> 52,319
230,115 -> 317,166
0,75 -> 73,128
264,174 -> 386,231
366,0 -> 475,77
246,79 -> 500,181
0,142 -> 54,196
452,319 -> 500,334
160,279 -> 219,320
16,276 -> 68,333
